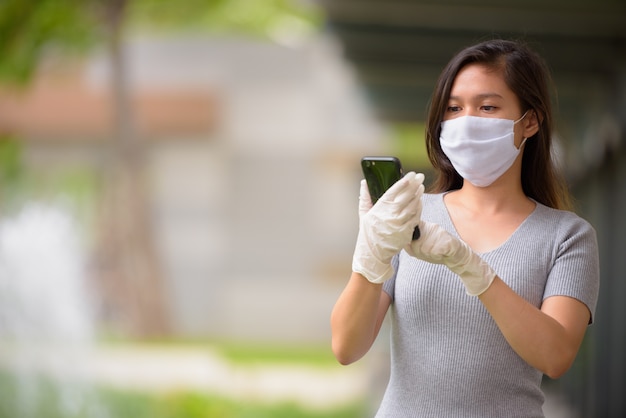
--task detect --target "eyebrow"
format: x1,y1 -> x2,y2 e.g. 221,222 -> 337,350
448,93 -> 504,101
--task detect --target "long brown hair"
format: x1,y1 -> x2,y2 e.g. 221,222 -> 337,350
425,39 -> 572,210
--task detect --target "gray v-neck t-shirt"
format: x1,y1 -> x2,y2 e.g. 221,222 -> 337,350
379,193 -> 599,417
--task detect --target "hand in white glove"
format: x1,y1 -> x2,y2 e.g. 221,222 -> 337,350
352,172 -> 425,284
405,221 -> 496,296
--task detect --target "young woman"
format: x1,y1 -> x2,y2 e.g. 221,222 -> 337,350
331,39 -> 600,417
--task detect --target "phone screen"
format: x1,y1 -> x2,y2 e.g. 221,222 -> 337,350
361,156 -> 420,240
361,157 -> 403,204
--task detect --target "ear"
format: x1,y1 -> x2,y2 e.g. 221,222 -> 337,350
522,109 -> 540,138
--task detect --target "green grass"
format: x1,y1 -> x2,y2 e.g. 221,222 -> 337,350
0,371 -> 367,418
101,389 -> 367,418
0,341 -> 365,418
210,340 -> 339,367
102,338 -> 341,367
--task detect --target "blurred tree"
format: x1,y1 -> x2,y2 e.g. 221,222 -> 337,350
0,0 -> 168,337
0,0 -> 320,337
96,0 -> 172,337
0,0 -> 99,85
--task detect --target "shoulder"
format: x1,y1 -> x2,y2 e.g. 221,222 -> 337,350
535,204 -> 600,322
529,203 -> 599,278
532,203 -> 597,243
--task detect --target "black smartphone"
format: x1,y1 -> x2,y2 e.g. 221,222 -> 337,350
361,156 -> 420,240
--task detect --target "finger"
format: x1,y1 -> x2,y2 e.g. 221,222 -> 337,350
395,181 -> 425,220
381,172 -> 418,201
401,176 -> 425,216
358,179 -> 373,212
359,179 -> 370,199
405,221 -> 436,257
415,182 -> 425,199
395,209 -> 422,235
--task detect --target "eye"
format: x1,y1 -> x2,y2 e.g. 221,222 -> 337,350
446,105 -> 461,113
481,105 -> 497,112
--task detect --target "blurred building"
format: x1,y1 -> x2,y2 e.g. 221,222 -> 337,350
0,35 -> 389,342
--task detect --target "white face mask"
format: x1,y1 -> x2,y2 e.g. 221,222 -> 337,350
439,112 -> 528,187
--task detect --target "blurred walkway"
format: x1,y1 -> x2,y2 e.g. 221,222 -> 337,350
0,343 -> 577,416
82,346 -> 579,416
80,345 -> 369,410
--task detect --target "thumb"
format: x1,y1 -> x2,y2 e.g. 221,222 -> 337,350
405,221 -> 446,260
358,179 -> 373,217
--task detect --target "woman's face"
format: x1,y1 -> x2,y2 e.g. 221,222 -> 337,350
443,63 -> 530,147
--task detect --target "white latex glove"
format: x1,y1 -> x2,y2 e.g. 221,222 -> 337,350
405,221 -> 496,296
352,172 -> 425,284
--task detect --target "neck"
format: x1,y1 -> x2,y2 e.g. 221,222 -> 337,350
450,165 -> 531,214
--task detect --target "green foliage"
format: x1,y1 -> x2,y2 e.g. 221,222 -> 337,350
0,372 -> 103,418
0,135 -> 100,223
0,0 -> 321,84
0,136 -> 26,209
128,0 -> 322,40
0,136 -> 22,184
0,0 -> 99,84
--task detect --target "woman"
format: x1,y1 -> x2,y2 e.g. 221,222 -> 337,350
331,39 -> 600,417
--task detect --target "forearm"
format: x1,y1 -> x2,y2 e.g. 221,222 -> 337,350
478,277 -> 585,378
331,272 -> 388,365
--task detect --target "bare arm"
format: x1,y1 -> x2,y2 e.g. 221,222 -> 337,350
479,276 -> 591,379
331,272 -> 392,365
333,172 -> 423,365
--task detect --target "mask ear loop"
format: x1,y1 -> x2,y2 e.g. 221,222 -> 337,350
517,137 -> 529,150
513,110 -> 529,125
514,110 -> 531,150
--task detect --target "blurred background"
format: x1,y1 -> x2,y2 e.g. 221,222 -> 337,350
0,0 -> 624,417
